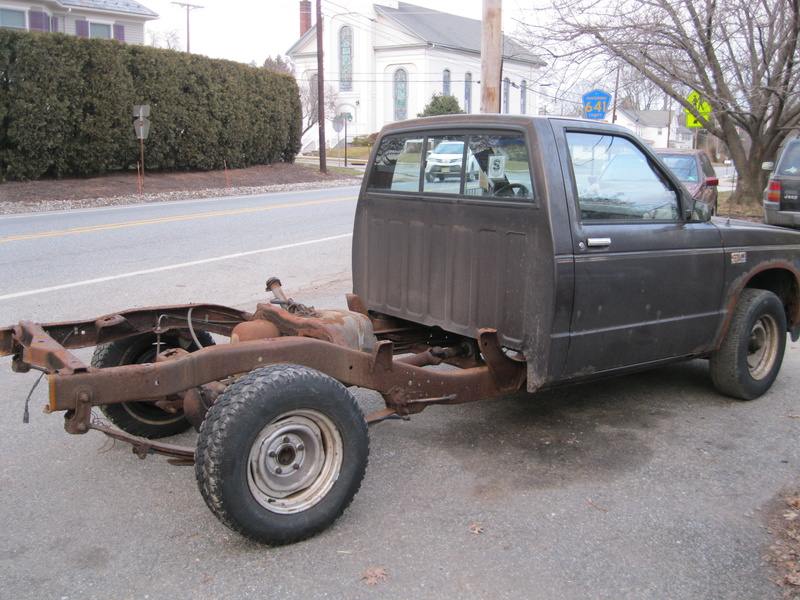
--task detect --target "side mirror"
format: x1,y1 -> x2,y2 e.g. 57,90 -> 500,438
691,199 -> 712,222
762,161 -> 775,171
705,177 -> 719,187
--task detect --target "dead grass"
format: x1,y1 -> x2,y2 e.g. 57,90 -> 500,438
716,191 -> 764,222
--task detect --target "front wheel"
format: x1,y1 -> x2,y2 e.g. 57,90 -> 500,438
195,364 -> 369,546
709,289 -> 787,400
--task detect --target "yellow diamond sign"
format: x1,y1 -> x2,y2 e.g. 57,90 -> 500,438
686,91 -> 711,128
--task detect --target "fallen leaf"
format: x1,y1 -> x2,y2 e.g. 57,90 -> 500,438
362,567 -> 388,586
469,522 -> 484,534
786,572 -> 800,586
785,511 -> 800,522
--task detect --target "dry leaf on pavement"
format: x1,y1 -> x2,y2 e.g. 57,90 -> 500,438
362,567 -> 388,586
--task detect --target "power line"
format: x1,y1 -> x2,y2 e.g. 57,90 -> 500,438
170,2 -> 204,53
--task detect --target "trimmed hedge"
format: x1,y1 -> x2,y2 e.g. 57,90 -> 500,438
0,30 -> 301,181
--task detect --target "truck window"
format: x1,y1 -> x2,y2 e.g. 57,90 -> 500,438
367,135 -> 423,192
423,135 -> 468,194
367,131 -> 534,200
464,134 -> 533,199
567,132 -> 679,220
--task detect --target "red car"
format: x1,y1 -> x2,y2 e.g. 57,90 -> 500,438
655,149 -> 719,213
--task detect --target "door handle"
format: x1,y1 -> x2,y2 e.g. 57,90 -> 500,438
586,237 -> 612,247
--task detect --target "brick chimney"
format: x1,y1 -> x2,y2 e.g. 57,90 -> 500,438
300,1 -> 312,36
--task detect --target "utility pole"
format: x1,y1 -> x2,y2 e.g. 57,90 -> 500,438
480,0 -> 502,113
171,2 -> 203,53
316,0 -> 327,173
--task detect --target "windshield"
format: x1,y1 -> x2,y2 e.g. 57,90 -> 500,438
658,154 -> 699,182
432,142 -> 464,155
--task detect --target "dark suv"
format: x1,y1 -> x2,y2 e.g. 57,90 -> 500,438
763,138 -> 800,228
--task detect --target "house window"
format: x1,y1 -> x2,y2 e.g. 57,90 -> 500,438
443,69 -> 451,96
394,68 -> 407,121
76,20 -> 120,39
520,80 -> 527,114
464,72 -> 472,113
90,23 -> 111,38
339,25 -> 352,91
310,73 -> 319,114
0,9 -> 25,30
503,78 -> 510,114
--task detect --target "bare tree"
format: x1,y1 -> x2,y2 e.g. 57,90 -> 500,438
262,55 -> 295,76
520,0 -> 800,201
299,80 -> 340,137
148,29 -> 182,51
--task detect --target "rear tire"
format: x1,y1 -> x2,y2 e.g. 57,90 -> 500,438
92,331 -> 213,438
195,364 -> 369,546
709,289 -> 786,400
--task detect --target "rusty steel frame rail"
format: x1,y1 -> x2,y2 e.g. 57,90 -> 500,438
8,321 -> 526,434
0,304 -> 252,366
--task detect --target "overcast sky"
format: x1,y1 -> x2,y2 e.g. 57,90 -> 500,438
143,0 -> 530,66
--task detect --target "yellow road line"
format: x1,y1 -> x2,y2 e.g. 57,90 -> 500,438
0,195 -> 357,244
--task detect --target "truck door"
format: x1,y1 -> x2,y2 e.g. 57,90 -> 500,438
559,127 -> 725,377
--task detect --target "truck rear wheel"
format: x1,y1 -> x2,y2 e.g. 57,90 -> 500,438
194,364 -> 369,546
91,331 -> 213,438
710,288 -> 787,400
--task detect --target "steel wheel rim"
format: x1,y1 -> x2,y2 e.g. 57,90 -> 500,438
248,409 -> 343,515
747,314 -> 780,380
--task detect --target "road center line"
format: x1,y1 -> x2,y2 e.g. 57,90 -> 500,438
0,233 -> 352,301
0,195 -> 357,243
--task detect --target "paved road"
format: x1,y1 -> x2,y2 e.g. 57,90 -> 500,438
0,187 -> 798,599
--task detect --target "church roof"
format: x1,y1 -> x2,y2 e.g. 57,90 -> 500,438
375,2 -> 544,66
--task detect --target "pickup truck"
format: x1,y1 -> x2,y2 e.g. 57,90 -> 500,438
2,114 -> 800,547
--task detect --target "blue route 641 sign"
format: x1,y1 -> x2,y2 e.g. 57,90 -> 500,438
582,90 -> 612,120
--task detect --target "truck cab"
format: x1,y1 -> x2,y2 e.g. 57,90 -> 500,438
354,114 -> 800,392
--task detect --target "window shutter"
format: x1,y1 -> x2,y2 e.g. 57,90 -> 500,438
76,20 -> 89,37
113,24 -> 125,41
28,10 -> 48,32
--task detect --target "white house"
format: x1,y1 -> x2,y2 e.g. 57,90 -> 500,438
613,108 -> 695,150
287,1 -> 546,151
0,0 -> 157,44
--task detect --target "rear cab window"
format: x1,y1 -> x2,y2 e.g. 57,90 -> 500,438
367,130 -> 534,201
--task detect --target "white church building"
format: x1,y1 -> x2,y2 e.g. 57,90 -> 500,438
287,1 -> 546,151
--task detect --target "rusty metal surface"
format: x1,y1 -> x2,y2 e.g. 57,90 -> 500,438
88,423 -> 194,461
0,304 -> 252,358
253,303 -> 376,351
11,327 -> 524,432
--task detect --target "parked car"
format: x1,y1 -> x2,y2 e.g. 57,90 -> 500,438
763,138 -> 800,228
654,148 -> 719,213
424,139 -> 479,182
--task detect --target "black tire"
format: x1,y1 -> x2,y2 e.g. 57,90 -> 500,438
195,364 -> 369,546
91,330 -> 214,438
710,289 -> 787,400
425,172 -> 435,182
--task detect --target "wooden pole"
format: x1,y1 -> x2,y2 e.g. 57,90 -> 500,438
316,0 -> 327,173
480,0 -> 502,113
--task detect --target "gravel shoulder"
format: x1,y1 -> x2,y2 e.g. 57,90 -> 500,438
0,162 -> 361,214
